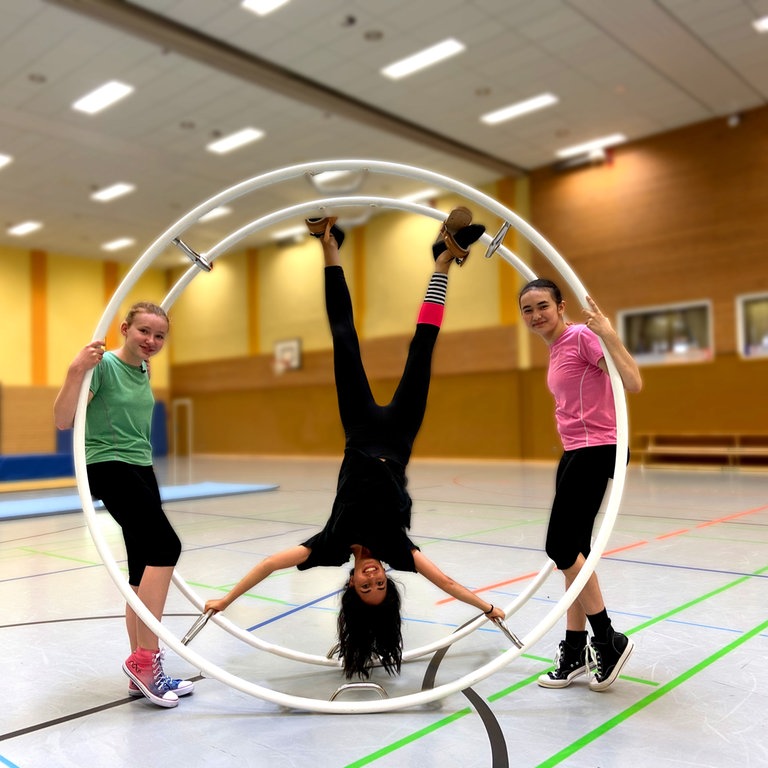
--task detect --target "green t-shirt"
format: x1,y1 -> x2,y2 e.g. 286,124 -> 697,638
86,352 -> 154,465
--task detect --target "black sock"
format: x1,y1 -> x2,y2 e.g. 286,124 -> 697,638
587,609 -> 612,642
564,630 -> 588,651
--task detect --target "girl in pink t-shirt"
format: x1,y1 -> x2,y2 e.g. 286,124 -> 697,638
519,278 -> 642,692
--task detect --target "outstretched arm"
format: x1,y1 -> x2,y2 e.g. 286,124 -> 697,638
582,296 -> 643,394
54,340 -> 105,430
204,545 -> 310,614
412,550 -> 504,619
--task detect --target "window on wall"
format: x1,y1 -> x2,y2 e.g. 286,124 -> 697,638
617,301 -> 713,366
736,293 -> 768,359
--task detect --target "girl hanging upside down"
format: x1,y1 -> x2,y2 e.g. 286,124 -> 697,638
204,208 -> 504,679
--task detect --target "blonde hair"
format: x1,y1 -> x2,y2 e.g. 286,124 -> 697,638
124,302 -> 169,328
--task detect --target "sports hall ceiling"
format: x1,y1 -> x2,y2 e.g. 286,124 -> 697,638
2,0 -> 767,267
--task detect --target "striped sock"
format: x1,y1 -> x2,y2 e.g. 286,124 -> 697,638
417,272 -> 448,326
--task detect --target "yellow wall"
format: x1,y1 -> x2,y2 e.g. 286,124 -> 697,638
167,251 -> 250,365
258,235 -> 341,353
46,255 -> 107,386
0,247 -> 32,386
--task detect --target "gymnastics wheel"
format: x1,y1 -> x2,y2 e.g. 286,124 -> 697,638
73,159 -> 629,713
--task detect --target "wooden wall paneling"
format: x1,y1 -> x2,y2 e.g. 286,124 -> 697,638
529,107 -> 768,357
1,387 -> 58,453
628,354 -> 768,437
170,325 -> 533,459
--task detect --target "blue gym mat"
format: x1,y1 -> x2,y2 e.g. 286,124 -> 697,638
0,481 -> 278,521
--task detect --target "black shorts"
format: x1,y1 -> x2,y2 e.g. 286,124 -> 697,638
545,445 -> 623,570
87,461 -> 181,585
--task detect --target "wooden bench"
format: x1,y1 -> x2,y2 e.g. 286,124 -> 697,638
634,434 -> 768,469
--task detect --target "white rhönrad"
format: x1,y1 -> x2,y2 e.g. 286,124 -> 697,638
73,159 -> 628,713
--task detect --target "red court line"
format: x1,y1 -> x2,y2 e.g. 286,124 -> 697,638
603,540 -> 648,555
656,528 -> 690,540
436,571 -> 540,605
436,502 -> 768,604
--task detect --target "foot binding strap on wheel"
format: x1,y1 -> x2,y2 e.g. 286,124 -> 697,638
329,682 -> 388,701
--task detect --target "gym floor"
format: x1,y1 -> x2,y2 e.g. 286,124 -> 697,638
2,456 -> 766,767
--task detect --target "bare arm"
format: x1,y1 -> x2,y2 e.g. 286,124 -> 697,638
583,296 -> 643,394
412,550 -> 504,619
204,545 -> 311,614
53,340 -> 106,430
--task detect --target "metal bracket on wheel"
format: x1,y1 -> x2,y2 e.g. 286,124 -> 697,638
484,221 -> 511,259
181,609 -> 214,645
492,616 -> 523,649
173,237 -> 213,272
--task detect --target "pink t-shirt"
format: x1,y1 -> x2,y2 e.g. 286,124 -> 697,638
547,324 -> 616,450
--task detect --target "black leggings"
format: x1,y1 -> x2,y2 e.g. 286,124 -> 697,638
87,461 -> 182,586
545,445 -> 618,570
325,265 -> 438,465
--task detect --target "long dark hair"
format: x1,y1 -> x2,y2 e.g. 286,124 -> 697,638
337,575 -> 403,679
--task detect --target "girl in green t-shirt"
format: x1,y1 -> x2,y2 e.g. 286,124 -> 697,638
55,302 -> 191,708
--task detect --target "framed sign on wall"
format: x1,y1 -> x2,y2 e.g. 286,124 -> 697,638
736,293 -> 768,359
617,300 -> 713,366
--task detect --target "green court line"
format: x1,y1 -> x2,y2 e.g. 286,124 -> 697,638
19,547 -> 105,568
343,709 -> 472,768
536,616 -> 768,767
185,580 -> 295,607
345,564 -> 766,767
627,564 -> 768,635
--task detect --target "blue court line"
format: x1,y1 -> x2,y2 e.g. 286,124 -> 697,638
0,756 -> 20,768
0,482 -> 278,521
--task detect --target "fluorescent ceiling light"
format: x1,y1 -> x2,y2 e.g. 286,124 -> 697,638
0,153 -> 12,170
481,93 -> 559,125
753,15 -> 768,32
381,38 -> 465,80
241,0 -> 289,15
72,81 -> 134,114
399,187 -> 440,203
556,133 -> 627,158
207,127 -> 264,154
91,182 -> 135,202
199,206 -> 232,222
102,237 -> 135,251
8,221 -> 42,236
312,170 -> 354,184
272,225 -> 307,241
308,169 -> 365,192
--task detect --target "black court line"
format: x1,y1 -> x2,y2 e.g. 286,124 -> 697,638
0,612 -> 205,741
421,615 -> 509,767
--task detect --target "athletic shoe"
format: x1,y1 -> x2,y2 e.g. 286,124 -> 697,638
123,649 -> 180,708
537,639 -> 590,688
586,627 -> 634,691
128,651 -> 194,698
305,216 -> 345,248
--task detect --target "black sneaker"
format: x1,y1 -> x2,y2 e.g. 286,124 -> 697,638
586,627 -> 634,691
537,639 -> 590,688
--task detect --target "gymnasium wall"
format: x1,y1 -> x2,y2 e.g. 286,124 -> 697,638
169,107 -> 768,460
2,106 -> 767,459
526,104 -> 768,446
0,247 -> 171,452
